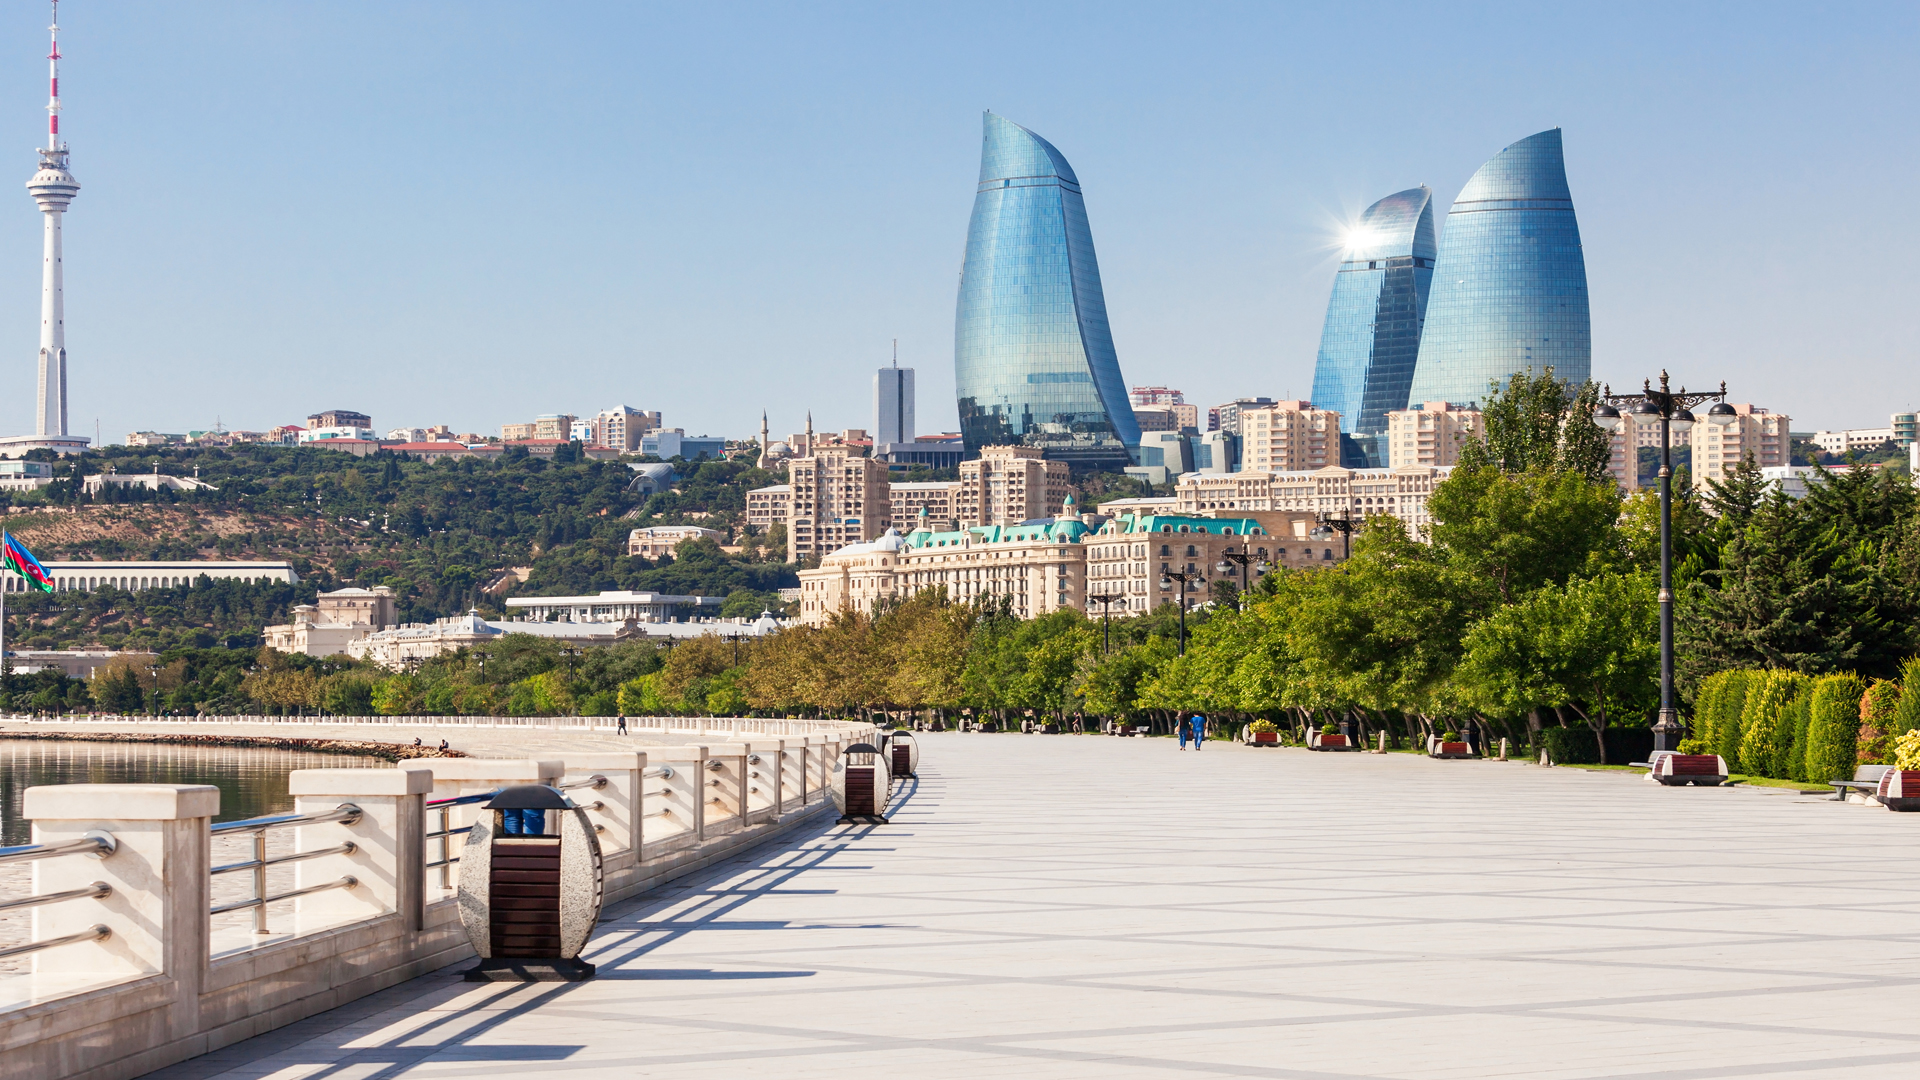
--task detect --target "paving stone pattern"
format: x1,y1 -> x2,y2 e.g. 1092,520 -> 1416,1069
154,735 -> 1920,1079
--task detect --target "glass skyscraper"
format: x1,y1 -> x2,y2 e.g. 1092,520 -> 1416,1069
1407,129 -> 1590,409
954,112 -> 1138,470
1310,186 -> 1435,468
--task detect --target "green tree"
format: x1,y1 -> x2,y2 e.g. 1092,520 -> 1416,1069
1804,673 -> 1868,785
1452,368 -> 1612,483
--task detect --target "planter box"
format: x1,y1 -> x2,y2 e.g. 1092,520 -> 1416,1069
1876,769 -> 1920,810
1248,731 -> 1281,746
1428,739 -> 1475,759
1308,731 -> 1358,752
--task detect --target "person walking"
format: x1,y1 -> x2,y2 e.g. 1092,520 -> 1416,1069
616,714 -> 628,735
1178,716 -> 1191,750
1189,714 -> 1206,750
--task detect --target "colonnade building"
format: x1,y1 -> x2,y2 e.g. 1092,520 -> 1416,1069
2,560 -> 299,594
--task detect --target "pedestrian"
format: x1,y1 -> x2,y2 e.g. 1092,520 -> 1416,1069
1189,714 -> 1206,750
616,714 -> 628,735
1178,717 -> 1191,750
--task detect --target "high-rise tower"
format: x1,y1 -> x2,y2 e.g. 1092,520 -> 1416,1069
1310,186 -> 1436,468
954,112 -> 1137,471
11,1 -> 86,454
1407,129 -> 1590,409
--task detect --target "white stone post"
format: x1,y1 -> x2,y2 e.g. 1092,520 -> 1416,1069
557,753 -> 646,857
744,741 -> 785,822
288,768 -> 430,931
642,746 -> 707,845
25,783 -> 218,1037
702,744 -> 750,834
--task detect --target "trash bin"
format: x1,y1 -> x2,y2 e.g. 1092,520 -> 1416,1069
457,784 -> 605,981
832,742 -> 891,824
885,730 -> 919,779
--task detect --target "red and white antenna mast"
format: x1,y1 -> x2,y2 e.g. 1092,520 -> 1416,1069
45,0 -> 62,153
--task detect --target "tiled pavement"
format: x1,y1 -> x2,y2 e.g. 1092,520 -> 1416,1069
153,734 -> 1920,1079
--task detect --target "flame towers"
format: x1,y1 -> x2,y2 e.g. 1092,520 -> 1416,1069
5,1 -> 87,456
1310,186 -> 1436,468
954,112 -> 1137,470
1407,129 -> 1591,408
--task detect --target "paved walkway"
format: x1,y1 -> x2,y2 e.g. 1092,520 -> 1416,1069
155,735 -> 1920,1079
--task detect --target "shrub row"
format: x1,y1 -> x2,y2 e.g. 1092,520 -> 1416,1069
1687,662 -> 1920,783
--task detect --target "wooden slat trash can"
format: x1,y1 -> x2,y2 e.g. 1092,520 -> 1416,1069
458,784 -> 605,981
886,731 -> 919,779
833,742 -> 892,825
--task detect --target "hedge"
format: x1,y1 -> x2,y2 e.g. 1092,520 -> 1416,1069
1737,671 -> 1808,779
1541,726 -> 1654,766
1805,673 -> 1867,786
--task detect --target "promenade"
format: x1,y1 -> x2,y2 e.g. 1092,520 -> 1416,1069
156,734 -> 1920,1080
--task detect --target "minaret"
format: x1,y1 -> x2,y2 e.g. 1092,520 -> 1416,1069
27,1 -> 78,440
756,410 -> 774,469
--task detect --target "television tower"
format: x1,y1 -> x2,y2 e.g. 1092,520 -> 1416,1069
27,1 -> 78,439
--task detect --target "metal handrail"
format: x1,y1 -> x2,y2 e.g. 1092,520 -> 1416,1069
424,789 -> 498,890
643,765 -> 673,780
212,842 -> 356,877
0,923 -> 109,960
426,790 -> 498,809
558,775 -> 607,792
210,803 -> 361,934
0,829 -> 117,866
211,803 -> 362,836
211,875 -> 358,916
0,881 -> 109,914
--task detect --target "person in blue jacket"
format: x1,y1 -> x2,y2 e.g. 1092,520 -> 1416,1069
1189,714 -> 1207,750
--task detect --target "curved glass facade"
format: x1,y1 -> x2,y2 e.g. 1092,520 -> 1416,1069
1310,186 -> 1435,468
954,112 -> 1137,469
1407,129 -> 1590,408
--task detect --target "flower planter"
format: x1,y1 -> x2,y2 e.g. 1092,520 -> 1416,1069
1248,731 -> 1281,746
1876,769 -> 1920,811
1307,731 -> 1359,752
1428,739 -> 1475,759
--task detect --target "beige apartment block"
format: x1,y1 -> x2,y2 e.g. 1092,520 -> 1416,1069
889,480 -> 962,532
1084,513 -> 1269,615
1176,465 -> 1452,533
532,414 -> 576,441
787,447 -> 892,563
1608,404 -> 1791,492
1239,400 -> 1342,472
1695,405 -> 1791,484
501,422 -> 536,441
627,525 -> 727,560
747,484 -> 792,531
593,406 -> 660,451
795,514 -> 1093,626
1385,402 -> 1482,467
957,445 -> 1071,527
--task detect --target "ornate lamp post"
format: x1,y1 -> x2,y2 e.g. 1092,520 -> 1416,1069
1157,570 -> 1199,656
1309,510 -> 1358,561
1213,547 -> 1268,610
1592,370 -> 1732,752
1087,592 -> 1124,654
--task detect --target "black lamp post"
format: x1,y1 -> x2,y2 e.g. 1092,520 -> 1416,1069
1593,370 -> 1731,752
1087,592 -> 1124,654
1158,569 -> 1198,656
1309,510 -> 1358,561
1213,547 -> 1268,610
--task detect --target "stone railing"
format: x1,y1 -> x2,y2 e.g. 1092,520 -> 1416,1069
0,714 -> 869,737
0,727 -> 871,1080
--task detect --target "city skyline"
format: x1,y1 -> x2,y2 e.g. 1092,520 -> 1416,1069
0,3 -> 1914,444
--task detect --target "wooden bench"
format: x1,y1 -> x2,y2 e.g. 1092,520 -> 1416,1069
1648,753 -> 1727,786
1831,763 -> 1893,802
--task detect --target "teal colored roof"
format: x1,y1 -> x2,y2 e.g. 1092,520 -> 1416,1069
1105,513 -> 1264,536
905,516 -> 1093,549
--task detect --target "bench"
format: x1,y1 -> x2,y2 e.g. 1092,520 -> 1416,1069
1648,753 -> 1727,786
1830,763 -> 1893,802
1875,768 -> 1920,811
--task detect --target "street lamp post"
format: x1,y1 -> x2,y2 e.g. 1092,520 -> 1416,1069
1157,570 -> 1198,656
1087,592 -> 1124,654
1309,510 -> 1358,561
1593,370 -> 1732,753
1214,547 -> 1268,610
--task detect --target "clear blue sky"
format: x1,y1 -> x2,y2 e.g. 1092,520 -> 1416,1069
5,1 -> 1915,444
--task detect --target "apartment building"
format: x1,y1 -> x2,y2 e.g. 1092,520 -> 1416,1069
957,445 -> 1071,527
531,414 -> 575,441
589,406 -> 659,451
1176,465 -> 1453,533
1812,425 -> 1893,456
1384,402 -> 1482,467
501,422 -> 536,441
1207,397 -> 1275,435
746,485 -> 792,531
787,447 -> 891,562
1694,405 -> 1791,484
627,525 -> 727,560
889,480 -> 961,532
1238,401 -> 1342,472
1084,514 -> 1268,614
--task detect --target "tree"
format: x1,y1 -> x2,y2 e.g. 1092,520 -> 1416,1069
1453,368 -> 1612,483
1804,673 -> 1867,785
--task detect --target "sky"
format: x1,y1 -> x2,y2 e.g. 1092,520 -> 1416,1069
3,1 -> 1916,445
